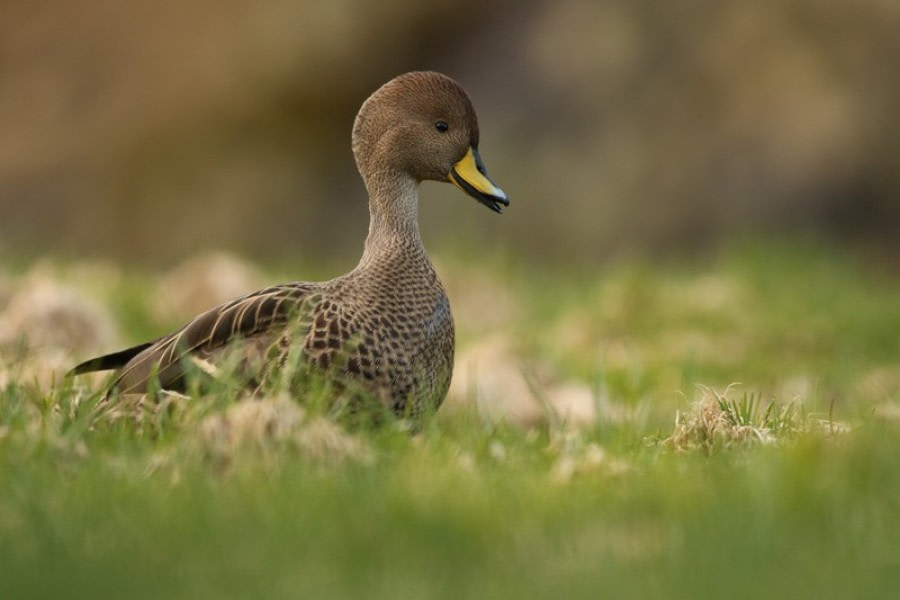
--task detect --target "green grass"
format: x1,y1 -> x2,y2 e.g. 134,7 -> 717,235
2,239 -> 899,599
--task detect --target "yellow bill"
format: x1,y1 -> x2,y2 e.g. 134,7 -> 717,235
448,147 -> 509,213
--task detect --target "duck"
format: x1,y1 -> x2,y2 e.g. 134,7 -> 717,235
69,71 -> 508,423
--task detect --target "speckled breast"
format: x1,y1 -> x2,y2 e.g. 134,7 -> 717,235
297,262 -> 455,421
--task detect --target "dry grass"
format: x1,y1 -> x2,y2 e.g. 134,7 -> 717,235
198,394 -> 373,469
661,384 -> 853,454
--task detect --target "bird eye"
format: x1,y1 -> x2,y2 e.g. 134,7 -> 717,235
435,120 -> 449,133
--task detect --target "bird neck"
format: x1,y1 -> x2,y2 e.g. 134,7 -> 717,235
357,170 -> 428,270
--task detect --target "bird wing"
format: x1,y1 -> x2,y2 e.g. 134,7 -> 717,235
69,341 -> 157,375
70,283 -> 319,394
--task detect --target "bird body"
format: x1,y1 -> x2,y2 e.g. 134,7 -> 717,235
71,71 -> 508,422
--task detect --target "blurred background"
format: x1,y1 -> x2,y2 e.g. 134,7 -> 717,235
1,0 -> 898,267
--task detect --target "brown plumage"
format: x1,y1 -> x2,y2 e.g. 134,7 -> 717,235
70,71 -> 508,422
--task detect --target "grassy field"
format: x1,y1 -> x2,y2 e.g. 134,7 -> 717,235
1,239 -> 899,599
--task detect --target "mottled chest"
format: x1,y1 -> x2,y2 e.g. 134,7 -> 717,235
297,267 -> 455,414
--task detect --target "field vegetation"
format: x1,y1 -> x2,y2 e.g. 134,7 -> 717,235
1,239 -> 898,598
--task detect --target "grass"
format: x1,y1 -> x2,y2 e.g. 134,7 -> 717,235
1,238 -> 899,599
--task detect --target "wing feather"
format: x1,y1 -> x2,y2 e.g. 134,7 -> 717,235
75,283 -> 318,394
68,341 -> 157,375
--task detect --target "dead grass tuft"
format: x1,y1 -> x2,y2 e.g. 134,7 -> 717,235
0,269 -> 119,388
152,252 -> 266,322
447,336 -> 602,428
198,395 -> 372,468
0,272 -> 118,354
662,385 -> 798,453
